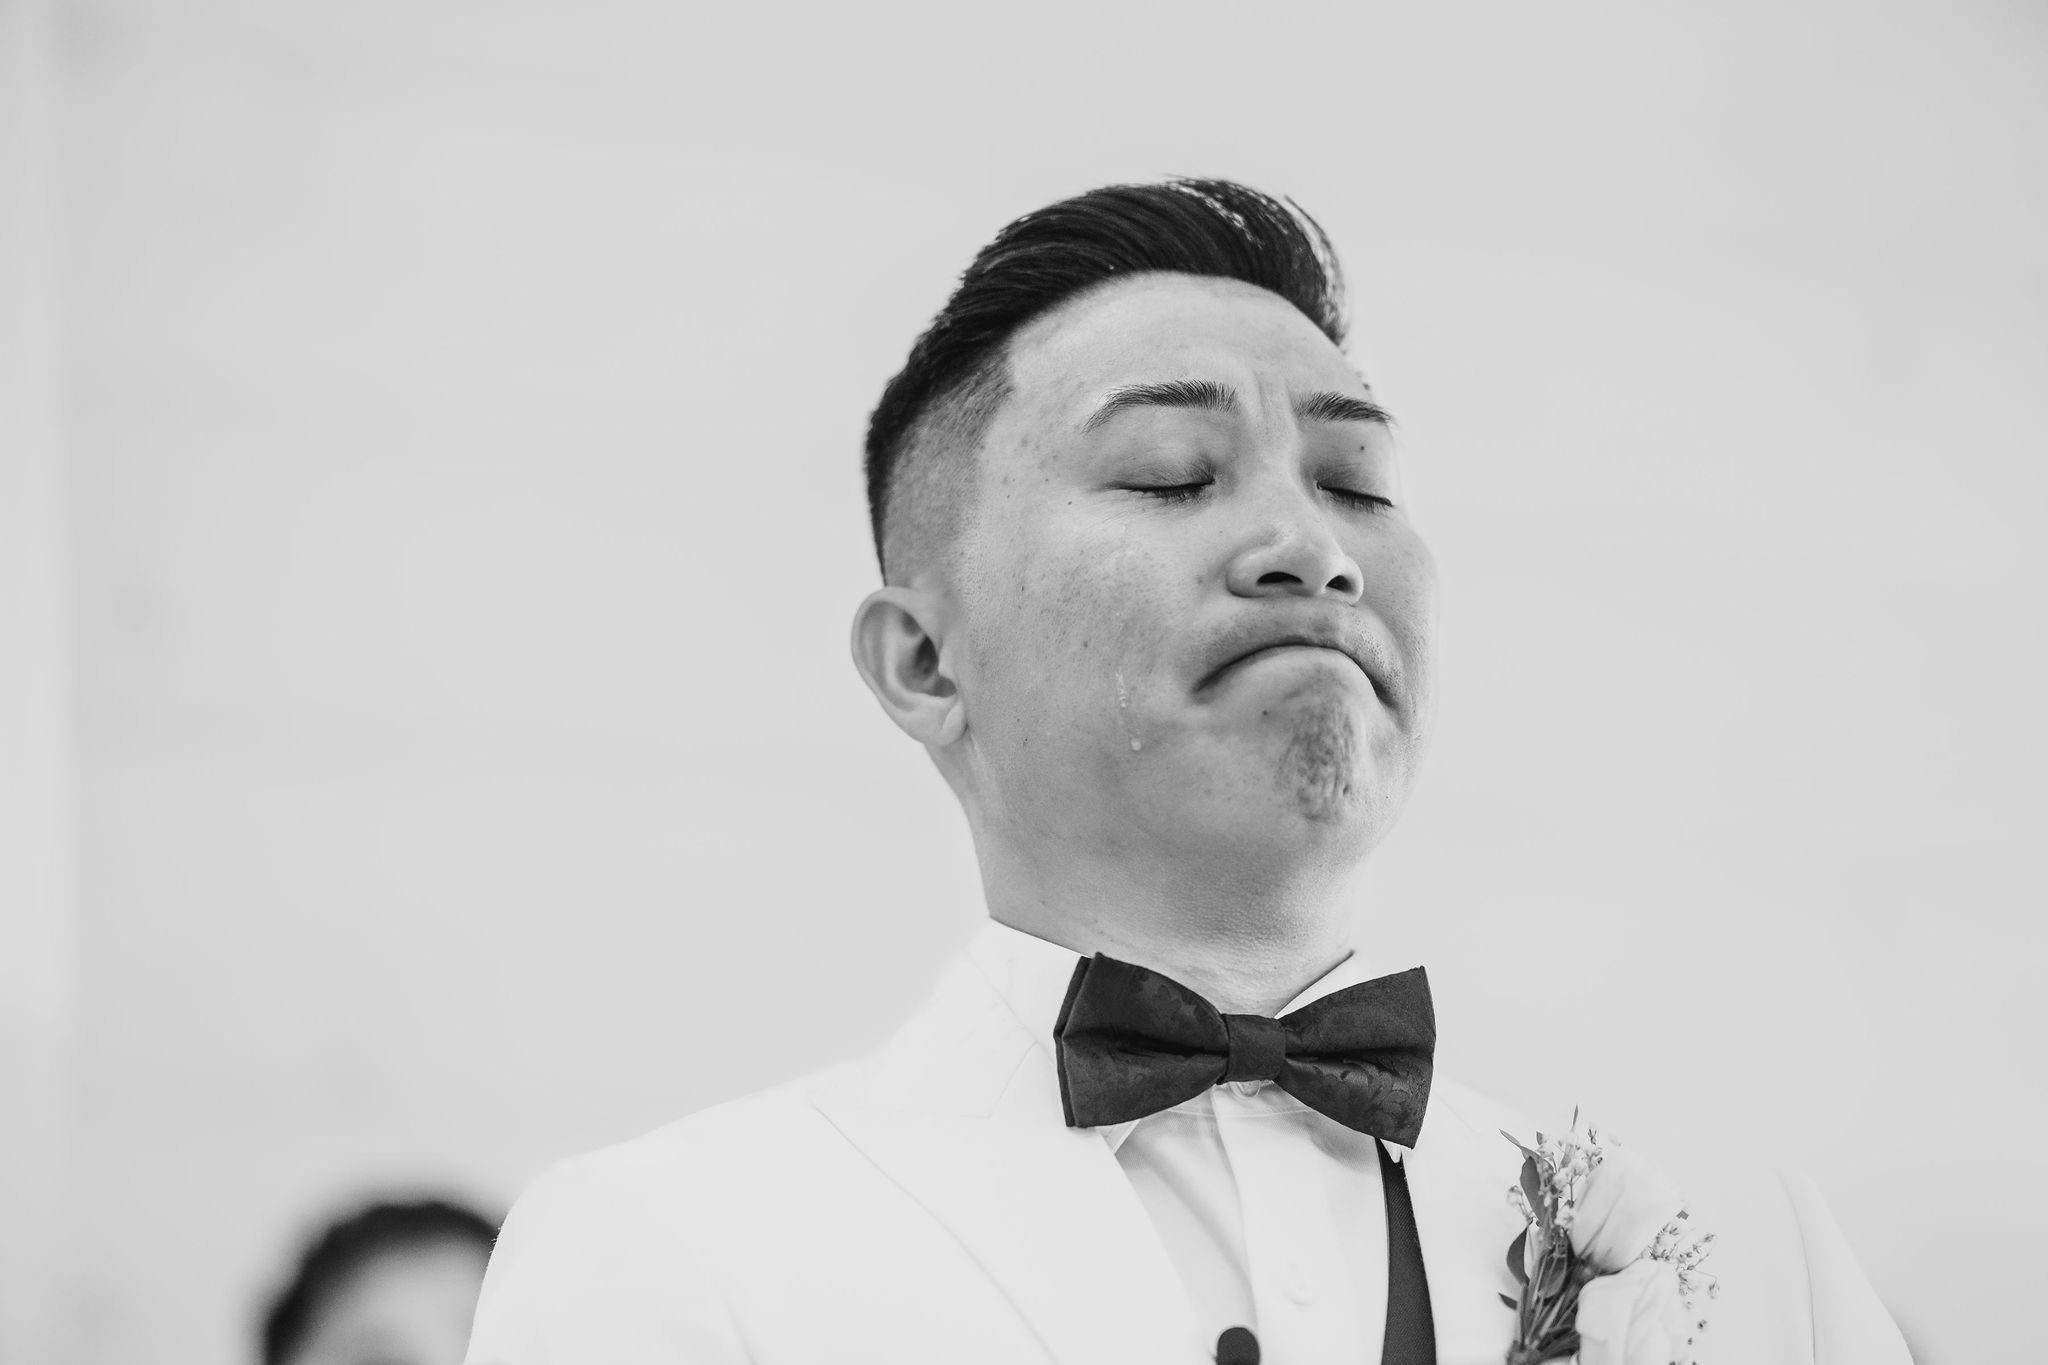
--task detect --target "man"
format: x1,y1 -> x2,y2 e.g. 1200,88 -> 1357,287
465,180 -> 1909,1364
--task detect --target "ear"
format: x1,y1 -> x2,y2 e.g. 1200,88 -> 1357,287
850,585 -> 968,749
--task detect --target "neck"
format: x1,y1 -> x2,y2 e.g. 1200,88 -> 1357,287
975,827 -> 1361,1015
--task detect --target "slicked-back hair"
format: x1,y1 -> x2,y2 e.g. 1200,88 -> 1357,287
260,1197 -> 499,1365
864,178 -> 1349,577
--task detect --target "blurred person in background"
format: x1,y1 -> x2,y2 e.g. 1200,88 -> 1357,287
260,1198 -> 497,1365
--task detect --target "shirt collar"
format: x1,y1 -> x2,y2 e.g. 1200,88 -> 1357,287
966,918 -> 1384,1154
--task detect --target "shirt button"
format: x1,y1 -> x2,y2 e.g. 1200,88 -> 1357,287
1226,1080 -> 1265,1097
1285,1257 -> 1315,1303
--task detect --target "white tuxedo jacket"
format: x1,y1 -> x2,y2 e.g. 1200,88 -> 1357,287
467,946 -> 1910,1364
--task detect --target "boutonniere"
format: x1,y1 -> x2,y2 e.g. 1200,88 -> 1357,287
1499,1115 -> 1716,1365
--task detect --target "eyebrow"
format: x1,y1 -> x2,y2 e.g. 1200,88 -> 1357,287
1295,389 -> 1395,427
1083,379 -> 1237,431
1082,380 -> 1394,432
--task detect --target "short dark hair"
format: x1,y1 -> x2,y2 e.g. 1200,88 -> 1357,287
259,1197 -> 499,1365
863,178 -> 1349,577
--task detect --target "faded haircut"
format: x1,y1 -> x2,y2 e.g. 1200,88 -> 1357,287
863,178 -> 1349,580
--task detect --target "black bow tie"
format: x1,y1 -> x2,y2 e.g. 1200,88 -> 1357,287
1052,954 -> 1435,1146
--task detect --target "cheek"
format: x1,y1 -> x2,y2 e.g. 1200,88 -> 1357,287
1358,529 -> 1439,726
1363,530 -> 1438,644
971,533 -> 1182,737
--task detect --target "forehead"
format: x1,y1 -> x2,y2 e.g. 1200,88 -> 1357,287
310,1241 -> 487,1348
1001,273 -> 1360,417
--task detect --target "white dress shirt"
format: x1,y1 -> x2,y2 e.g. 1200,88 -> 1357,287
969,920 -> 1405,1365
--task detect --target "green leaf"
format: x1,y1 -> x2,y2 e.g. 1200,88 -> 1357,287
1498,1291 -> 1519,1311
1506,1227 -> 1529,1286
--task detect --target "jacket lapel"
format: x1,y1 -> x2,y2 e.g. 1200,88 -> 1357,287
1401,1082 -> 1529,1365
812,955 -> 1208,1365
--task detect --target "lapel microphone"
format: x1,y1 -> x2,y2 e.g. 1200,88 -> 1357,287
1215,1326 -> 1260,1365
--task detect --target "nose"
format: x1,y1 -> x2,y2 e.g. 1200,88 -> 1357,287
1224,491 -> 1365,604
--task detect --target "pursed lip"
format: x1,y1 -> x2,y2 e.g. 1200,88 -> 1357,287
1195,629 -> 1384,699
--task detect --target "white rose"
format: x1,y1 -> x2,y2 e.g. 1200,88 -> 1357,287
1569,1145 -> 1686,1273
1574,1258 -> 1695,1365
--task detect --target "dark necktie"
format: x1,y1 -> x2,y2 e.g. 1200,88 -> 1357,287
1051,953 -> 1435,1145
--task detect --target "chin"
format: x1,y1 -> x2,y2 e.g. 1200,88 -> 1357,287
1279,692 -> 1371,824
1131,687 -> 1416,856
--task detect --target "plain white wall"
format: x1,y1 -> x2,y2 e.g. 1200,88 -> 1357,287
31,0 -> 2048,1360
1,1 -> 73,1361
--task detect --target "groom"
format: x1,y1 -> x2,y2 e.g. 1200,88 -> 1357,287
465,181 -> 1909,1364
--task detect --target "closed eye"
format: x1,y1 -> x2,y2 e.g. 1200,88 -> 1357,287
1320,485 -> 1394,511
1122,481 -> 1213,505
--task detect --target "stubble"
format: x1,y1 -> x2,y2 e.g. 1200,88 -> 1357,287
1277,692 -> 1363,823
